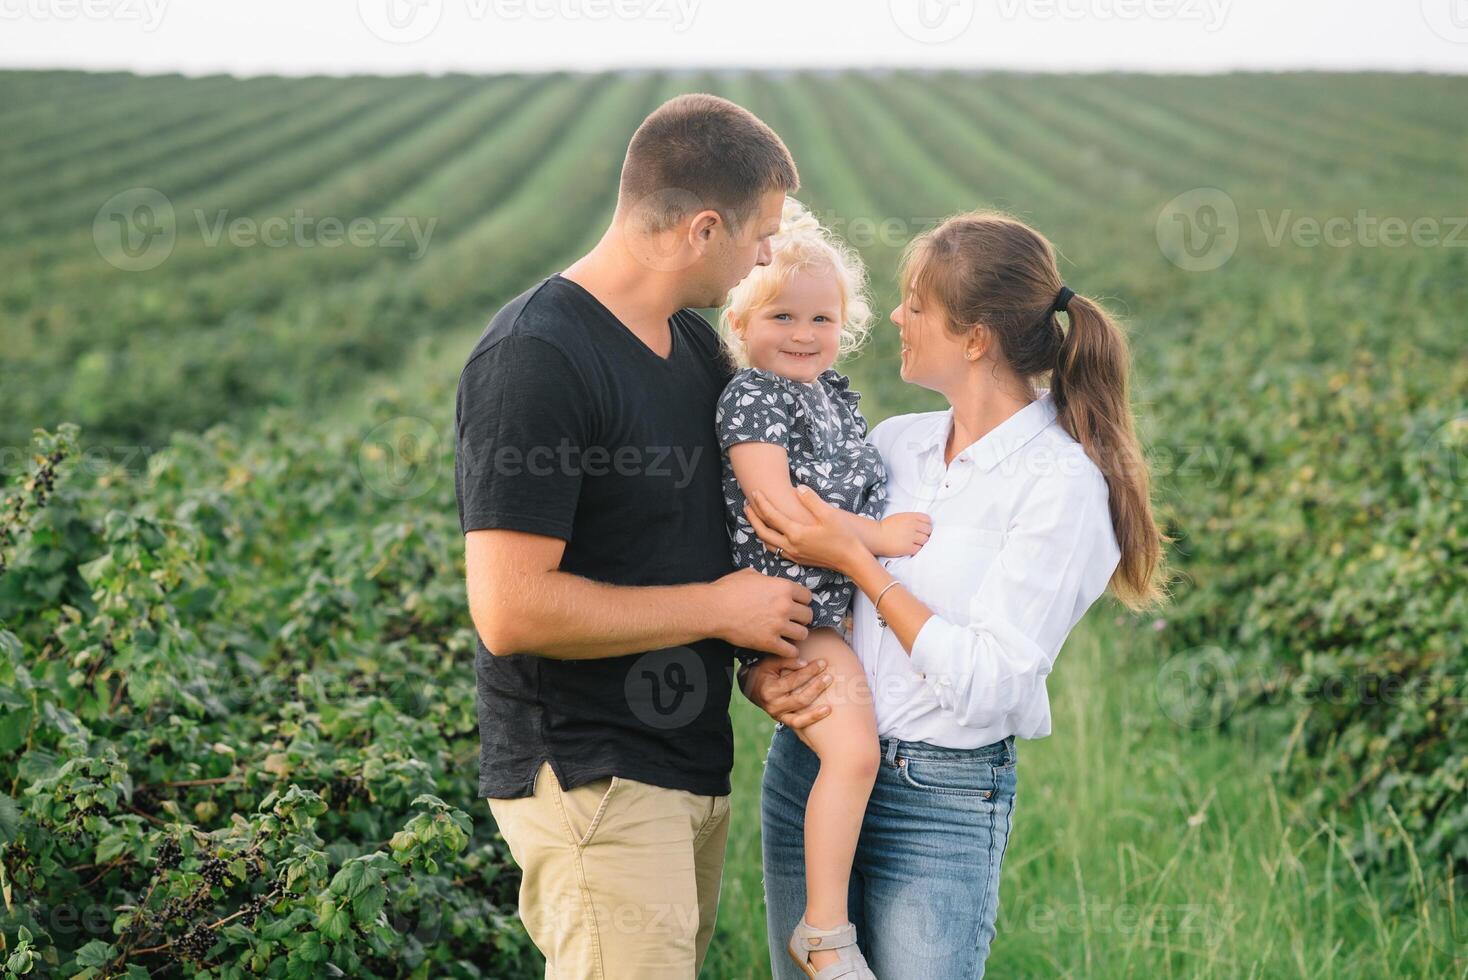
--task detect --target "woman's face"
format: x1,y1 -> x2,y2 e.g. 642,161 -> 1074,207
890,280 -> 970,395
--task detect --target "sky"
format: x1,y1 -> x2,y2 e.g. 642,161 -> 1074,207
2,0 -> 1467,76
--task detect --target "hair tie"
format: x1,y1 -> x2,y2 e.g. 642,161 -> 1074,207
1051,285 -> 1075,315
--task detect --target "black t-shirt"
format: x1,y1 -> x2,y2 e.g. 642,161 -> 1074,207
454,274 -> 742,799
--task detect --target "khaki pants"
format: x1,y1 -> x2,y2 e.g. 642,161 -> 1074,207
487,761 -> 732,979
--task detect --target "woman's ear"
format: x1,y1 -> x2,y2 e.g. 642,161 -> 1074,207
964,323 -> 990,362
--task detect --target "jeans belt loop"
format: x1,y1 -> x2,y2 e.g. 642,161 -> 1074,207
882,738 -> 899,767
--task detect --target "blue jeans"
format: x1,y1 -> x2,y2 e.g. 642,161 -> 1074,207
760,723 -> 1018,979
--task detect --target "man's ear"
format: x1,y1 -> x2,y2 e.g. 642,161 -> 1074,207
688,208 -> 722,247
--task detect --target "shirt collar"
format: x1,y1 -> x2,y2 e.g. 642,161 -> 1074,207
914,389 -> 1059,472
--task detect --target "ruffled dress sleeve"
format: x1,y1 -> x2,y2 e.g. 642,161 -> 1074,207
716,368 -> 798,452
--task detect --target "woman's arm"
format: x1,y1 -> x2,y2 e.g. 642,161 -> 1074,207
742,486 -> 941,653
727,441 -> 824,537
889,475 -> 1119,729
729,445 -> 925,558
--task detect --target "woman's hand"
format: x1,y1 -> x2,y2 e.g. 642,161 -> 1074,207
743,485 -> 867,575
740,655 -> 833,732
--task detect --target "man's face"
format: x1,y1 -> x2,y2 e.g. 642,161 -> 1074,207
692,189 -> 785,308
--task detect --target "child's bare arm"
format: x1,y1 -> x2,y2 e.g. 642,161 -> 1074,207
728,443 -> 930,558
727,442 -> 809,530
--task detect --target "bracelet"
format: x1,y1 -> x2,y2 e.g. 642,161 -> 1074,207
873,579 -> 900,627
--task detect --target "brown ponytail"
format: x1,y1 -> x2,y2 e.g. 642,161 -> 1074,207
900,211 -> 1167,610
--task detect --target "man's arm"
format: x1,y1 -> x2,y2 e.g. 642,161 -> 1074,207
466,528 -> 815,659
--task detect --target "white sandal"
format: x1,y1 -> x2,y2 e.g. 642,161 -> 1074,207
787,916 -> 877,979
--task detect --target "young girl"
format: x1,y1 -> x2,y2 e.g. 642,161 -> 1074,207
714,198 -> 932,978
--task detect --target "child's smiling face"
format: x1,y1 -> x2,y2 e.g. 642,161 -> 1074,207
732,265 -> 844,384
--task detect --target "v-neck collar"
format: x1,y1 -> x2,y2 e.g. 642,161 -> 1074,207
553,273 -> 680,366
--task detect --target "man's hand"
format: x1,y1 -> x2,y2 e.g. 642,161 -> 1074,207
740,655 -> 833,732
711,567 -> 813,658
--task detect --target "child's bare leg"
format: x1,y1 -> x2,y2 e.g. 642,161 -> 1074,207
793,626 -> 879,971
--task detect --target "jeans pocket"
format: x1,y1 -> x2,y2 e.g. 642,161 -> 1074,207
895,756 -> 998,799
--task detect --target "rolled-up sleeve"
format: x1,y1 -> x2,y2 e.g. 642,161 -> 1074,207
908,467 -> 1120,730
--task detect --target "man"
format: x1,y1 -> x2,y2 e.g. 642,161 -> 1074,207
454,93 -> 831,978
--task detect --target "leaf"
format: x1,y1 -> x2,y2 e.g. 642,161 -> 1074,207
0,793 -> 22,844
351,883 -> 385,924
74,940 -> 113,967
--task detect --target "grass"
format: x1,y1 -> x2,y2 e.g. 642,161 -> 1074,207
704,614 -> 1467,979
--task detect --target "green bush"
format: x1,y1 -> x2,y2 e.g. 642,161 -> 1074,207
0,421 -> 537,977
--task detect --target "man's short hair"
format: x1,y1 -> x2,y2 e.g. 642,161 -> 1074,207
619,93 -> 799,234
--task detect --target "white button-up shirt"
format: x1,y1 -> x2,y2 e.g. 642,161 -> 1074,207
847,389 -> 1121,749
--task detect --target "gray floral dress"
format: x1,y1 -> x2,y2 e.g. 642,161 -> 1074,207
715,366 -> 889,664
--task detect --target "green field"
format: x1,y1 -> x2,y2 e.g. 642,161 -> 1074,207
1,69 -> 1465,977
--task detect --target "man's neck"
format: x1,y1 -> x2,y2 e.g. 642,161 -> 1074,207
560,226 -> 684,335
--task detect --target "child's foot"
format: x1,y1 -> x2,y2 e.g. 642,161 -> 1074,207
787,916 -> 876,978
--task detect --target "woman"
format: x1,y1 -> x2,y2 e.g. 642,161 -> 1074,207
739,210 -> 1167,979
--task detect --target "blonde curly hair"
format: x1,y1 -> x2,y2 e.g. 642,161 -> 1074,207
718,197 -> 875,370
